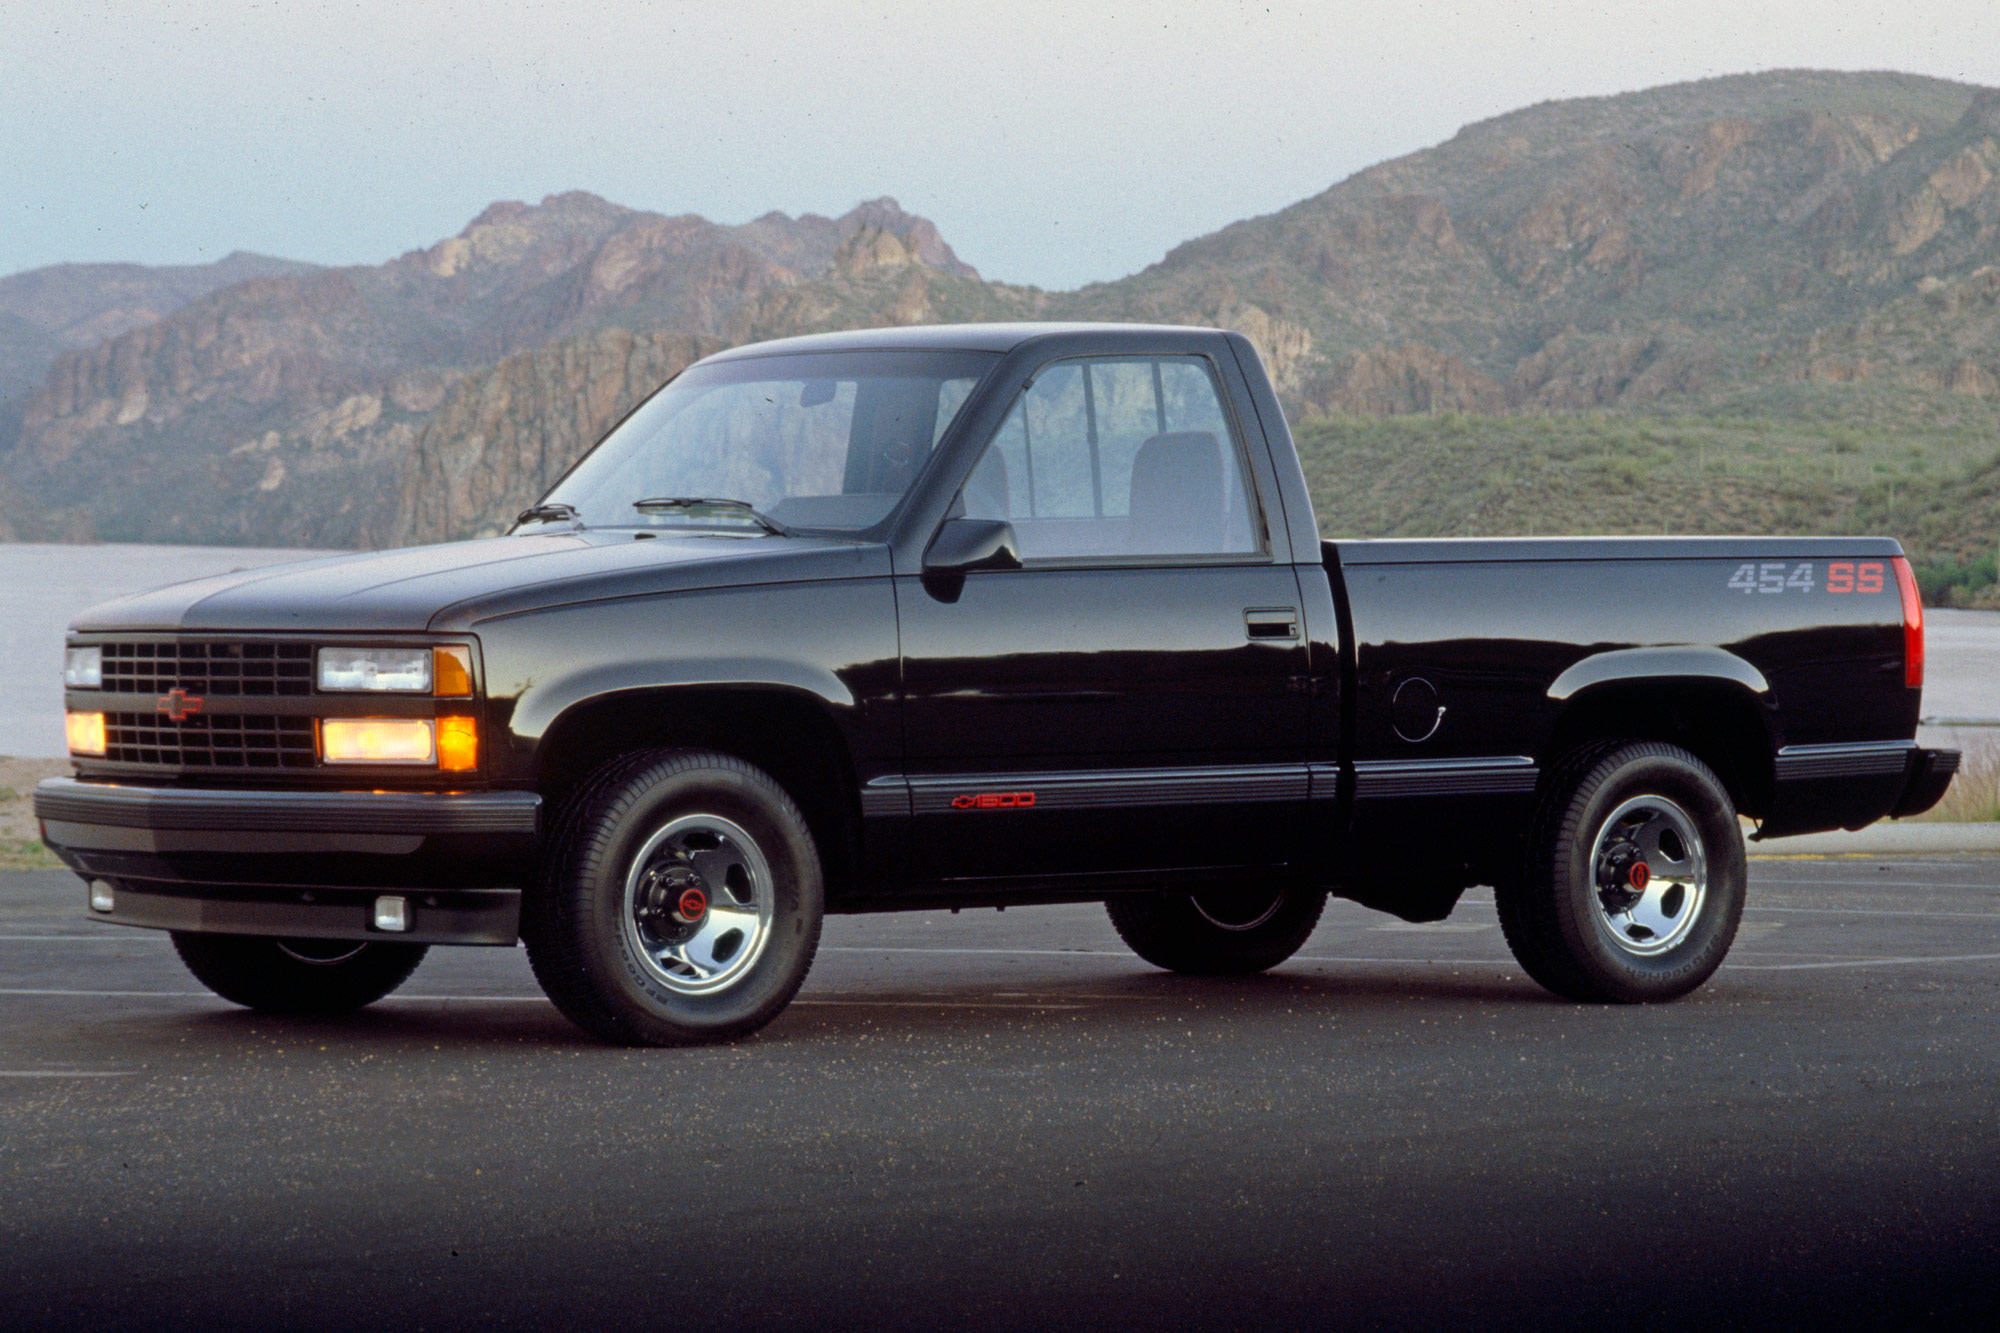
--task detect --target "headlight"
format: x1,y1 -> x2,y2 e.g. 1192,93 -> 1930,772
316,646 -> 473,694
318,647 -> 432,693
320,718 -> 437,764
65,647 -> 103,689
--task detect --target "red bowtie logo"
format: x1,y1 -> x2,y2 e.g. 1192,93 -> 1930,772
156,688 -> 204,721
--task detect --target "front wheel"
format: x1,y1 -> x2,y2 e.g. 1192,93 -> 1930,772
524,750 -> 824,1046
1498,741 -> 1745,1003
171,934 -> 428,1014
1106,881 -> 1327,975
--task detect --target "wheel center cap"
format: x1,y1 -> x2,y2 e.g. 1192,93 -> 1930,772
674,886 -> 708,924
1598,846 -> 1645,912
641,864 -> 708,927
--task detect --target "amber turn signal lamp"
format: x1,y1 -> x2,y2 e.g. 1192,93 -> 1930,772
436,716 -> 478,772
1892,556 -> 1924,689
434,645 -> 473,697
320,718 -> 436,764
66,711 -> 106,756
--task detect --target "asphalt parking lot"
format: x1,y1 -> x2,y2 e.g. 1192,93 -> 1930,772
3,856 -> 1997,1331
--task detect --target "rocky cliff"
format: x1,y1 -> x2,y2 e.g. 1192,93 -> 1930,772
388,329 -> 721,545
0,251 -> 316,451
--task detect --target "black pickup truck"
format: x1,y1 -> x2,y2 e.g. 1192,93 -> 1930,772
36,323 -> 1959,1044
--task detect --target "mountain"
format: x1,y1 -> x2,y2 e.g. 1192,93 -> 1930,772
0,251 -> 317,451
3,69 -> 1998,593
1070,70 -> 1998,414
3,195 -> 987,545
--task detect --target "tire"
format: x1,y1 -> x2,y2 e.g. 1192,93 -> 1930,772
171,933 -> 428,1014
1106,880 -> 1327,976
524,749 -> 824,1046
1498,740 -> 1745,1003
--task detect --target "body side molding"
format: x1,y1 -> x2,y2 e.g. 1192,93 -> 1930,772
862,764 -> 1315,816
1351,756 -> 1538,799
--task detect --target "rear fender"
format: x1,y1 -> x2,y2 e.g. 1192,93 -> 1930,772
1544,650 -> 1775,818
1547,646 -> 1769,701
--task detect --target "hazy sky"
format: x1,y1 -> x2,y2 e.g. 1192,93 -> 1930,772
5,0 -> 1999,290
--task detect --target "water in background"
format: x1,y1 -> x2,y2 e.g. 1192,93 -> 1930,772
2,544 -> 337,757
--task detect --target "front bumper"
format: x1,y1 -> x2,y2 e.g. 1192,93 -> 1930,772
33,778 -> 541,945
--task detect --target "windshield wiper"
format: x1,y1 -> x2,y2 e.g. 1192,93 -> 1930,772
515,502 -> 581,528
632,497 -> 790,537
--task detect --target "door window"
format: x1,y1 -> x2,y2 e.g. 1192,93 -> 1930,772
960,356 -> 1262,560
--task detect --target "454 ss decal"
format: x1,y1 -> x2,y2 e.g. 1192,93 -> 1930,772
1725,560 -> 1886,595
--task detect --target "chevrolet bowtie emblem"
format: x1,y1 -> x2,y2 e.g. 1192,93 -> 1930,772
156,688 -> 204,721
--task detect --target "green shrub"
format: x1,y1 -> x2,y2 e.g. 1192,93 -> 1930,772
1916,550 -> 1999,605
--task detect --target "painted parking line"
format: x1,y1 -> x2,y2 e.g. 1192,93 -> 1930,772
792,998 -> 1088,1011
1414,899 -> 2000,922
0,985 -> 1087,1012
822,945 -> 2000,972
0,934 -> 154,941
1750,858 -> 2000,870
1734,905 -> 2000,920
1750,879 -> 2000,892
826,945 -> 1130,957
0,1069 -> 137,1078
0,986 -> 212,998
1725,951 -> 2000,971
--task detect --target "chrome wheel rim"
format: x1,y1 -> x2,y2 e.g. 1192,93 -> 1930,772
1191,887 -> 1286,932
621,814 -> 775,995
1589,795 -> 1707,956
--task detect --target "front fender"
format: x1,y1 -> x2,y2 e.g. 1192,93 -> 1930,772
471,580 -> 902,778
510,657 -> 857,741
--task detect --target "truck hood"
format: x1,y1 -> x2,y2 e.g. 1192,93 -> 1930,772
71,531 -> 892,634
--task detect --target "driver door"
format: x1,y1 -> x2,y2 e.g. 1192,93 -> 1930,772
895,354 -> 1311,883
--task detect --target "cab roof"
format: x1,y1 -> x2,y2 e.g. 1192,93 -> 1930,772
701,322 -> 1227,361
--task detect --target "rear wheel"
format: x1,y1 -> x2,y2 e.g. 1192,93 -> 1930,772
1106,880 -> 1326,975
525,749 -> 823,1046
171,934 -> 428,1014
1498,740 -> 1745,1003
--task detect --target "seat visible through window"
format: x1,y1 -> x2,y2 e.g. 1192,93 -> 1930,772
1127,431 -> 1223,555
958,356 -> 1260,560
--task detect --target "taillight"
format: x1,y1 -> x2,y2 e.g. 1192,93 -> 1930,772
1892,556 -> 1923,689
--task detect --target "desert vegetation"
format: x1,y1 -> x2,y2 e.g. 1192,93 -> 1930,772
1297,401 -> 2000,607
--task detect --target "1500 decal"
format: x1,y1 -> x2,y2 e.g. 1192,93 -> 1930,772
951,791 -> 1036,809
1725,561 -> 1885,595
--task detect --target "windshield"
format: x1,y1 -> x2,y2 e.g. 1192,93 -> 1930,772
537,349 -> 998,533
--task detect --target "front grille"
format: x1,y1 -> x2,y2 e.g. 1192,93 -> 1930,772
105,712 -> 317,769
101,640 -> 314,698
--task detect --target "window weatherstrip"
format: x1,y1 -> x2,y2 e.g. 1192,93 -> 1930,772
1082,362 -> 1104,519
1021,401 -> 1037,518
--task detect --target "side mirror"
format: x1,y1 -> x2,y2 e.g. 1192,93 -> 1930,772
922,517 -> 1022,600
926,517 -> 1023,574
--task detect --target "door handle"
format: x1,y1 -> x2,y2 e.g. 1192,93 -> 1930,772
1244,608 -> 1299,640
